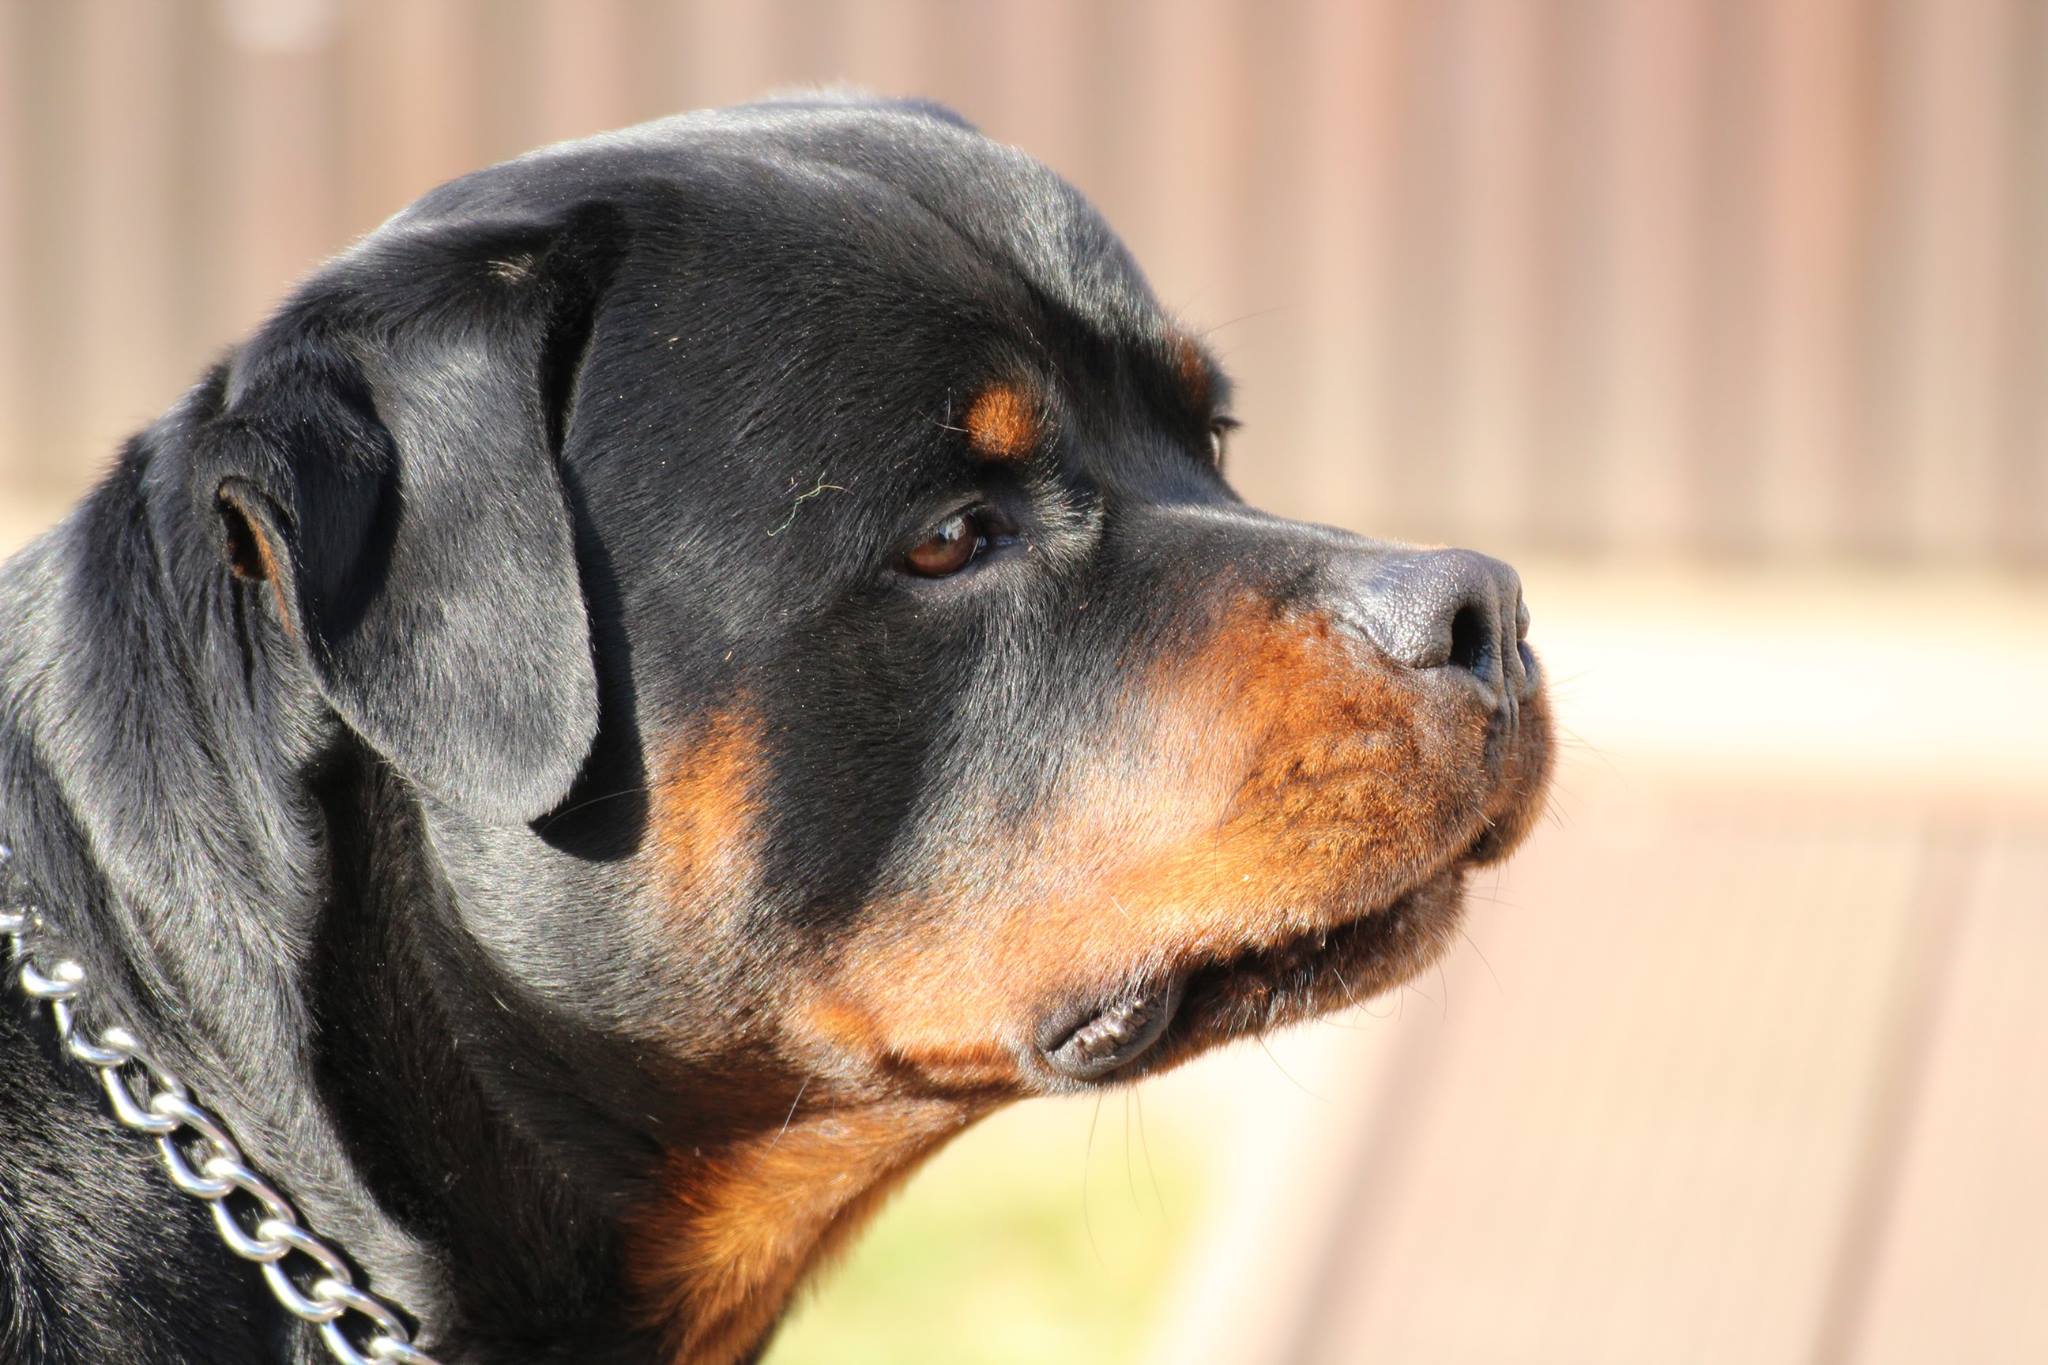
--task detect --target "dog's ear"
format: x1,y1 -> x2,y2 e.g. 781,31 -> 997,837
216,208 -> 619,824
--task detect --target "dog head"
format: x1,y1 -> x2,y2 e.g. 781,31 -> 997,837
201,95 -> 1551,1357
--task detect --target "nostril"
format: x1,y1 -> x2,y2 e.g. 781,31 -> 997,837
1446,603 -> 1490,677
1341,546 -> 1524,685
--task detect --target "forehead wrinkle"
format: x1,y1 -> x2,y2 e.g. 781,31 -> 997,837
1017,464 -> 1103,577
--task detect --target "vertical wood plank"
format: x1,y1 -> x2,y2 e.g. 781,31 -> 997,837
1997,4 -> 2048,567
1847,837 -> 2048,1364
72,0 -> 180,456
1270,0 -> 1413,530
1442,0 -> 1546,546
677,0 -> 794,111
828,0 -> 935,109
626,0 -> 695,122
0,0 -> 24,488
162,2 -> 233,377
1524,0 -> 1608,550
11,0 -> 82,491
1753,0 -> 1870,557
1891,0 -> 2011,558
1586,0 -> 1710,553
533,0 -> 637,144
338,0 -> 489,238
1374,1 -> 1463,541
1807,834 -> 1982,1365
1213,0 -> 1313,521
1106,0 -> 1245,313
213,5 -> 342,339
1685,0 -> 1765,552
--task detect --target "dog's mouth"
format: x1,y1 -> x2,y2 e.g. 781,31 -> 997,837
1033,863 -> 1469,1088
1026,650 -> 1557,1090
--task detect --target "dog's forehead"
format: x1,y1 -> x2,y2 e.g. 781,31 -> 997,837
393,98 -> 1165,346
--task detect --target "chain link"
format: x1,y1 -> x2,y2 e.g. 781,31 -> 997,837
0,843 -> 443,1365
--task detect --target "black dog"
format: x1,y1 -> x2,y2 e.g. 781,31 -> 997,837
0,96 -> 1551,1364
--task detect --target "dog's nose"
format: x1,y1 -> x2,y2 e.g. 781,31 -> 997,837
1340,548 -> 1536,702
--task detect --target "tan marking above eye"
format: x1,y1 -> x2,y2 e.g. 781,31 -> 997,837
1169,332 -> 1212,411
962,383 -> 1039,461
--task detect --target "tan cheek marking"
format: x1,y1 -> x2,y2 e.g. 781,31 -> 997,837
624,1102 -> 975,1365
963,383 -> 1040,461
632,709 -> 990,1362
649,710 -> 764,925
796,989 -> 1021,1094
801,603 -> 1483,1084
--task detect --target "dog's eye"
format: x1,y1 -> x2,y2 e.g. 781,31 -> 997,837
1208,417 -> 1240,467
904,512 -> 985,577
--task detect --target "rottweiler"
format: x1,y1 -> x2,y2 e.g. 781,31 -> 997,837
0,95 -> 1551,1364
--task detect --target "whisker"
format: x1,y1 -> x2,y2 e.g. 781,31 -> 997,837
1200,304 -> 1291,334
1256,1034 -> 1326,1103
536,783 -> 655,830
767,1076 -> 809,1150
1123,1091 -> 1139,1211
1083,1093 -> 1106,1268
1134,1090 -> 1169,1223
1552,723 -> 1616,772
1458,925 -> 1505,998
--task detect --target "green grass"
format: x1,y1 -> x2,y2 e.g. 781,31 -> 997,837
767,1095 -> 1206,1365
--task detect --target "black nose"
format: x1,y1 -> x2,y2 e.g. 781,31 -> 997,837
1342,548 -> 1535,702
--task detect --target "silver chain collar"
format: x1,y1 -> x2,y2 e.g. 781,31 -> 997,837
0,844 -> 442,1365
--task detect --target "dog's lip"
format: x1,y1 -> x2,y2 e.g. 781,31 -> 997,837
1028,928 -> 1332,1088
1033,852 -> 1485,1087
1037,978 -> 1185,1082
1034,904 -> 1392,1088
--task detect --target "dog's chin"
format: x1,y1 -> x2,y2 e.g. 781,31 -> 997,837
1031,865 -> 1469,1091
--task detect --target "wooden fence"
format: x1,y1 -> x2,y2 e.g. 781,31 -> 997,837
1,0 -> 2042,565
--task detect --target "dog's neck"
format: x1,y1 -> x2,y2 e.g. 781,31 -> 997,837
0,444 -> 468,1340
0,448 -> 597,1356
0,446 -> 341,1140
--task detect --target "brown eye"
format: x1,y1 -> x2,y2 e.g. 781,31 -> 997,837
904,512 -> 983,577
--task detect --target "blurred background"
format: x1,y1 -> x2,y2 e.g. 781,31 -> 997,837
2,2 -> 2043,1361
